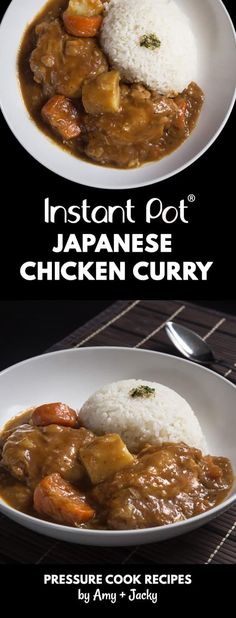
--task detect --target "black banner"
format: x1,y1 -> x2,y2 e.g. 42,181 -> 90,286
0,0 -> 235,299
0,0 -> 235,594
0,565 -> 234,610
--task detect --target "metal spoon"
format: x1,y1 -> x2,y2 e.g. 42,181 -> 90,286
165,321 -> 235,372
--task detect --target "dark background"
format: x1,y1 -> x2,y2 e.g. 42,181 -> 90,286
0,0 -> 235,368
0,299 -> 235,371
0,0 -> 235,299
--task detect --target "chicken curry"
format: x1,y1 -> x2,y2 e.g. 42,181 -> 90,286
0,403 -> 233,529
18,0 -> 204,169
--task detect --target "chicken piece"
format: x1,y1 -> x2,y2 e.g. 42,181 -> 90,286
1,424 -> 95,487
129,84 -> 152,101
82,70 -> 120,114
79,433 -> 134,484
41,426 -> 95,484
91,443 -> 231,529
84,84 -> 174,167
0,467 -> 32,513
34,473 -> 95,525
32,402 -> 79,428
30,19 -> 108,98
1,424 -> 46,484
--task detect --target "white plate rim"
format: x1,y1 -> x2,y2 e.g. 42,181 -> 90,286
0,345 -> 235,539
0,0 -> 235,189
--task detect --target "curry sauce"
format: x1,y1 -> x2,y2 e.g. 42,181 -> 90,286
18,0 -> 204,169
0,405 -> 233,530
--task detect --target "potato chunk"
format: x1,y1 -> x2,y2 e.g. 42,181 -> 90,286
65,0 -> 103,17
79,433 -> 134,484
82,70 -> 120,114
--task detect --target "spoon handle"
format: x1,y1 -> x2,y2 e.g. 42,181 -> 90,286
214,358 -> 236,373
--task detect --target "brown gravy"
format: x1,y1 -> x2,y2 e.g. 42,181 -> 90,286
0,407 -> 233,530
18,0 -> 204,169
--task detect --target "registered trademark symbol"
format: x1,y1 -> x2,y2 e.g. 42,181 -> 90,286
188,194 -> 196,202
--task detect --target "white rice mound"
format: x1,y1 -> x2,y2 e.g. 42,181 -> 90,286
100,0 -> 198,95
79,379 -> 207,453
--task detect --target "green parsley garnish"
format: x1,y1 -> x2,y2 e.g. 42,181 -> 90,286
140,33 -> 161,50
130,385 -> 156,398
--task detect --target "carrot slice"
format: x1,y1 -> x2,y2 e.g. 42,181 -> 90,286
63,14 -> 103,37
34,473 -> 95,525
42,95 -> 81,140
32,402 -> 78,428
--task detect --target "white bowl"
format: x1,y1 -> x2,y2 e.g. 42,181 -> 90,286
0,0 -> 235,189
0,346 -> 235,546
